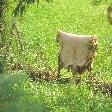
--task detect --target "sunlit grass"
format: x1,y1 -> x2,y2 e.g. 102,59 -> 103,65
1,0 -> 112,111
17,0 -> 112,80
0,73 -> 112,112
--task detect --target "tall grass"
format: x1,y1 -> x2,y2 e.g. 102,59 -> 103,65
1,0 -> 112,111
17,0 -> 112,79
0,72 -> 112,112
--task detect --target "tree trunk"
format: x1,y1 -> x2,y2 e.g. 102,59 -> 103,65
0,0 -> 6,74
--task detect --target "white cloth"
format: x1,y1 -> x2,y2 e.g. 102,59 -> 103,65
57,31 -> 98,73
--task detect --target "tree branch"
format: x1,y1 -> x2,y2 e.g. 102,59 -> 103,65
12,0 -> 53,17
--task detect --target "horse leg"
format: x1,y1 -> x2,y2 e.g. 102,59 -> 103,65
72,68 -> 81,84
57,53 -> 63,79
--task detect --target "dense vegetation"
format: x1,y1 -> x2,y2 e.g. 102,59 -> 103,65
0,0 -> 112,112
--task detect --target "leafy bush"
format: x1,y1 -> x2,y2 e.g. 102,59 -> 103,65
91,0 -> 112,5
0,72 -> 112,112
0,72 -> 50,112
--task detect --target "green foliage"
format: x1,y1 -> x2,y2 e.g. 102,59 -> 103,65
1,0 -> 112,111
0,73 -> 112,112
91,0 -> 112,5
13,0 -> 53,17
92,0 -> 102,5
0,72 -> 50,112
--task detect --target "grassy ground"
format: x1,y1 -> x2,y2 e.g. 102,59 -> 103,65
19,0 -> 112,80
0,0 -> 112,112
0,72 -> 112,112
